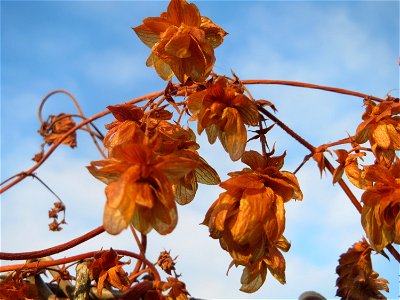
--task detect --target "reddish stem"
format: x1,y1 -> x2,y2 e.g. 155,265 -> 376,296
386,244 -> 400,263
0,226 -> 105,260
324,158 -> 362,213
0,249 -> 160,281
243,79 -> 385,102
259,106 -> 315,152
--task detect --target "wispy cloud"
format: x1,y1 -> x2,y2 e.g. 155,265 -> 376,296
2,1 -> 398,299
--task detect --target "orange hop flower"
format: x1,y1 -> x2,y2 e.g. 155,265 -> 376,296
187,77 -> 259,161
103,105 -> 220,205
355,99 -> 400,166
336,239 -> 389,300
104,104 -> 172,155
133,0 -> 227,83
202,150 -> 301,292
88,249 -> 131,296
88,137 -> 198,235
155,122 -> 221,204
361,160 -> 400,252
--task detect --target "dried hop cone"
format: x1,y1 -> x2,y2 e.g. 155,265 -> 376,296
133,0 -> 227,83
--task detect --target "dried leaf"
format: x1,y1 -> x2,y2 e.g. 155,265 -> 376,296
332,165 -> 345,184
256,99 -> 277,112
89,249 -> 130,296
39,113 -> 77,148
107,104 -> 144,122
157,250 -> 177,275
0,273 -> 39,300
312,152 -> 326,177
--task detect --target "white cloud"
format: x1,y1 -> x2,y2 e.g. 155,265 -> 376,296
2,1 -> 398,299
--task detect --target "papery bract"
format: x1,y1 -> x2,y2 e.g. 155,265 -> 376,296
187,77 -> 259,161
202,150 -> 302,292
88,138 -> 198,235
361,160 -> 400,251
336,239 -> 389,299
356,99 -> 400,167
133,0 -> 227,83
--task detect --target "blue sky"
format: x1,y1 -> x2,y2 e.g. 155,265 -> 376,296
1,1 -> 399,299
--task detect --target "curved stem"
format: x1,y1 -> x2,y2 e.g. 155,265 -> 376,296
0,226 -> 105,260
29,173 -> 64,203
38,90 -> 105,158
0,249 -> 160,281
1,90 -> 164,194
130,225 -> 149,275
243,79 -> 385,102
55,113 -> 105,140
38,90 -> 82,124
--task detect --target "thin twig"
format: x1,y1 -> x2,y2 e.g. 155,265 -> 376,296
55,113 -> 105,140
29,173 -> 63,203
0,226 -> 105,260
0,249 -> 160,282
129,268 -> 152,283
293,154 -> 312,174
242,79 -> 385,102
259,106 -> 315,152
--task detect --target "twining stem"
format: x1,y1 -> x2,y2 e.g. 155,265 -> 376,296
56,113 -> 105,140
0,249 -> 161,282
23,173 -> 64,204
243,80 -> 385,102
258,106 -> 400,263
0,90 -> 165,194
38,90 -> 105,158
0,226 -> 105,260
129,268 -> 152,282
130,225 -> 148,275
